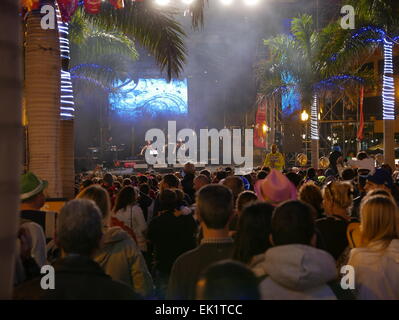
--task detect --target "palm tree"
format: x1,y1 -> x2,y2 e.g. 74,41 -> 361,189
0,0 -> 23,299
348,0 -> 399,168
25,2 -> 63,198
24,1 -> 207,197
257,15 -> 373,168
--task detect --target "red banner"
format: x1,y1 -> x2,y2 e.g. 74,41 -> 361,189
357,86 -> 365,141
84,0 -> 102,14
254,97 -> 267,148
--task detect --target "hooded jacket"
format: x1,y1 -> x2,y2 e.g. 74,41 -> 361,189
348,239 -> 399,300
258,244 -> 337,300
94,226 -> 153,298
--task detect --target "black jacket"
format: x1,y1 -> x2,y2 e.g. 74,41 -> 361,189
14,255 -> 139,300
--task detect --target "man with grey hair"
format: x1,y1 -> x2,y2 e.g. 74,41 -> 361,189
14,199 -> 138,300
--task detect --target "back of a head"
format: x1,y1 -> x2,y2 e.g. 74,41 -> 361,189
159,188 -> 178,212
286,172 -> 302,188
323,181 -> 353,210
162,174 -> 180,188
236,191 -> 258,213
197,184 -> 233,229
57,199 -> 103,256
200,169 -> 211,179
272,201 -> 315,246
298,183 -> 323,215
77,185 -> 110,219
114,186 -> 136,212
138,175 -> 148,185
360,195 -> 398,247
341,168 -> 356,181
234,202 -> 274,263
103,173 -> 114,185
256,170 -> 268,180
197,260 -> 260,300
216,170 -> 227,181
306,168 -> 316,179
357,151 -> 368,161
222,176 -> 244,199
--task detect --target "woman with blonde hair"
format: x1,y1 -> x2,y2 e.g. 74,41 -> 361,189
77,185 -> 153,298
316,181 -> 357,260
348,195 -> 399,299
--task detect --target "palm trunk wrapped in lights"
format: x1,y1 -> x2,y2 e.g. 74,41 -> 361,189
382,37 -> 396,169
310,95 -> 319,169
0,0 -> 23,299
25,6 -> 63,197
57,7 -> 75,199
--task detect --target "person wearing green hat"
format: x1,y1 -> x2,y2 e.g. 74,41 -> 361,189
20,172 -> 53,241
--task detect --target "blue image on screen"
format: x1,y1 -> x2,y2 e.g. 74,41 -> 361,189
281,73 -> 300,118
109,78 -> 188,119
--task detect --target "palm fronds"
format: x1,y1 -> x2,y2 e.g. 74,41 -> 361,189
80,2 -> 186,80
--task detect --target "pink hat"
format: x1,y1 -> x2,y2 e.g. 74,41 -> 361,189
255,169 -> 297,204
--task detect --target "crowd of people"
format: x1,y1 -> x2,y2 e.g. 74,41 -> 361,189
12,150 -> 399,300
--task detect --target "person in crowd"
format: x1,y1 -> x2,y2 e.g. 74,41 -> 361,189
286,171 -> 303,190
147,189 -> 198,299
123,178 -> 132,186
256,170 -> 268,181
316,181 -> 356,260
263,144 -> 285,171
14,199 -> 139,300
200,169 -> 211,180
258,201 -> 338,300
193,174 -> 211,193
341,168 -> 356,182
221,176 -> 245,203
305,168 -> 318,184
299,182 -> 324,219
137,183 -> 155,223
326,149 -> 344,177
20,172 -> 56,244
77,185 -> 153,298
347,151 -> 375,175
213,170 -> 227,184
152,174 -> 190,218
225,167 -> 234,177
229,191 -> 258,235
181,162 -> 196,204
254,169 -> 297,205
101,173 -> 117,206
348,195 -> 399,299
80,179 -> 94,191
364,167 -> 394,195
196,260 -> 260,300
233,202 -> 274,277
167,185 -> 235,300
14,223 -> 43,286
114,186 -> 148,255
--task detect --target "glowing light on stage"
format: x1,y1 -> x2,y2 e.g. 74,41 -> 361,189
310,95 -> 319,140
220,0 -> 234,6
243,0 -> 259,6
383,38 -> 395,120
154,0 -> 170,6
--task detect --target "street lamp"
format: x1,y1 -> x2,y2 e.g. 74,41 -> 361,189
301,110 -> 309,158
301,110 -> 309,122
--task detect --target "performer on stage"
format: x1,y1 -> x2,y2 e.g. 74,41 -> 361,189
263,144 -> 285,171
140,140 -> 153,156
